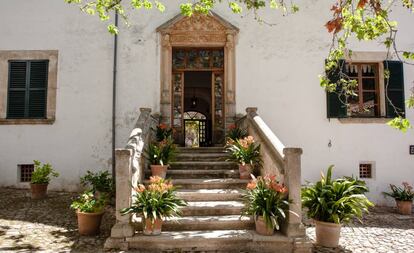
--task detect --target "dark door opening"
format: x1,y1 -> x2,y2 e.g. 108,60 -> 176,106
184,71 -> 212,147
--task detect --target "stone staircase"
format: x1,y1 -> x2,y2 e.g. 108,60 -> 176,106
117,147 -> 312,253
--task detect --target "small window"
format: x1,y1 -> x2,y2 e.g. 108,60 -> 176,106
359,163 -> 373,179
345,63 -> 380,117
7,60 -> 49,119
19,164 -> 34,182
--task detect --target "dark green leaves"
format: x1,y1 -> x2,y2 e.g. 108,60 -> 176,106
31,160 -> 59,184
302,165 -> 373,224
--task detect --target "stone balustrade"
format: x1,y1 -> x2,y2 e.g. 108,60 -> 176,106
238,107 -> 306,238
110,108 -> 159,239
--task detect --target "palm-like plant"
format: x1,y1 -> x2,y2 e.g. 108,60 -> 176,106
301,165 -> 374,224
226,124 -> 248,142
383,182 -> 414,201
226,136 -> 262,166
146,139 -> 176,166
120,176 -> 187,221
242,175 -> 289,230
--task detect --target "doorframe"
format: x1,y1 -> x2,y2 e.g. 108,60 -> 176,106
157,13 -> 238,138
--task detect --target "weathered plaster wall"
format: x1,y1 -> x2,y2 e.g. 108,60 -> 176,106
0,0 -> 413,204
0,0 -> 114,191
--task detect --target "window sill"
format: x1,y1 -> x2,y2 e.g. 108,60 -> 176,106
0,118 -> 55,125
337,118 -> 390,124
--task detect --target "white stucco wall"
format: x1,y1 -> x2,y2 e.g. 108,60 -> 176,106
0,0 -> 413,204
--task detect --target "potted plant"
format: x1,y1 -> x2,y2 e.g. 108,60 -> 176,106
153,123 -> 173,142
70,190 -> 107,235
301,166 -> 373,248
121,176 -> 187,235
30,160 -> 59,199
226,124 -> 248,142
242,175 -> 289,236
226,136 -> 262,179
146,139 -> 176,178
80,170 -> 114,197
383,182 -> 413,215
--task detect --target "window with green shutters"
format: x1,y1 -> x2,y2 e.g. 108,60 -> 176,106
7,60 -> 49,119
326,60 -> 405,119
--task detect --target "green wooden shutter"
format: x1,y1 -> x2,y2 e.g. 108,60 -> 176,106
7,61 -> 28,118
7,60 -> 48,119
326,59 -> 347,118
384,61 -> 405,118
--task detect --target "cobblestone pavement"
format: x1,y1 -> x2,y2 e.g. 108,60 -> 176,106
0,188 -> 413,252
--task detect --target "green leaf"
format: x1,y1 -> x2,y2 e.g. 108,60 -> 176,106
107,24 -> 118,35
387,117 -> 412,133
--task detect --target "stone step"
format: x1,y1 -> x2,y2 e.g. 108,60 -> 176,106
133,215 -> 254,231
144,178 -> 248,190
177,147 -> 226,153
169,161 -> 237,170
182,201 -> 245,216
105,230 -> 313,253
145,169 -> 240,179
176,189 -> 243,201
175,152 -> 230,162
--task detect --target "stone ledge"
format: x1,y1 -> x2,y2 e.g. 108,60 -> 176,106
0,118 -> 55,125
337,118 -> 390,124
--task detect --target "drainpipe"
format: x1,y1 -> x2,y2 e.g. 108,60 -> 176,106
112,11 -> 119,185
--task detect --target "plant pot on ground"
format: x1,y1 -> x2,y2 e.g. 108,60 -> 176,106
146,139 -> 176,178
30,160 -> 59,199
71,191 -> 107,236
226,136 -> 262,179
121,176 -> 187,236
384,182 -> 413,215
242,175 -> 289,236
302,166 -> 373,248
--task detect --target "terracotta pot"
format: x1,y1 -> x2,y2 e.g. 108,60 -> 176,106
150,165 -> 168,178
254,216 -> 274,236
143,218 -> 163,235
315,220 -> 341,248
30,183 -> 48,199
238,164 -> 252,179
396,200 -> 413,215
76,210 -> 104,236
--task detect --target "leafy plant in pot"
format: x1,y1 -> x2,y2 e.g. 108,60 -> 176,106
30,160 -> 59,199
383,182 -> 413,215
226,136 -> 262,179
120,176 -> 187,235
226,124 -> 248,142
71,190 -> 107,236
242,175 -> 289,236
146,139 -> 176,178
153,123 -> 173,142
80,170 -> 114,198
301,166 -> 373,248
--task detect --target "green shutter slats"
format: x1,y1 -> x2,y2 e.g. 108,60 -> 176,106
384,60 -> 405,118
326,59 -> 347,118
7,60 -> 48,119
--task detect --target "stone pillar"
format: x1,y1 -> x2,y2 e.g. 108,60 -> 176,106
282,148 -> 306,237
111,149 -> 134,238
160,33 -> 171,125
225,34 -> 237,130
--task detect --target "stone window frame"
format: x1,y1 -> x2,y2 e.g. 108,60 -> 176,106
0,50 -> 58,125
339,51 -> 389,124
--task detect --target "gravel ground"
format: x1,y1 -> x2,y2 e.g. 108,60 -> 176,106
0,188 -> 413,253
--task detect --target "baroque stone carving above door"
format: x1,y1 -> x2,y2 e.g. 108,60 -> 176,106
157,12 -> 239,130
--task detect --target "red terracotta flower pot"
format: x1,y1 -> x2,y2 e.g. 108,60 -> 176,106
30,183 -> 48,199
76,211 -> 104,236
150,165 -> 168,178
238,164 -> 252,179
254,216 -> 274,236
396,200 -> 413,215
143,218 -> 163,235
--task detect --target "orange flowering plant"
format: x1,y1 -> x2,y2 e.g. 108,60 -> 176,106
242,175 -> 289,230
226,136 -> 262,167
120,176 -> 187,221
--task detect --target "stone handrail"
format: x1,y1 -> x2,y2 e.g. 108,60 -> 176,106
237,107 -> 305,238
111,108 -> 159,238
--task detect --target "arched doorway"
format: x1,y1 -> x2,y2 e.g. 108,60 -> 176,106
157,13 -> 238,146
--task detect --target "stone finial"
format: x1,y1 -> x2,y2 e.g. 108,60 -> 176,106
140,108 -> 152,113
283,147 -> 303,156
246,107 -> 258,113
